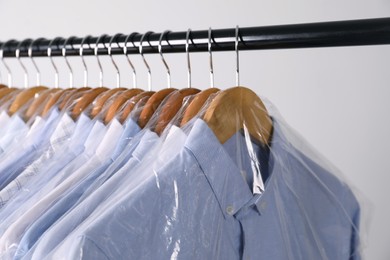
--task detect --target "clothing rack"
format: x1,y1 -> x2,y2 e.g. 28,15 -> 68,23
1,17 -> 390,58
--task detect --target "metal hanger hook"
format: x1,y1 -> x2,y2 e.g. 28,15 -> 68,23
235,25 -> 241,86
124,32 -> 138,89
16,39 -> 32,88
186,29 -> 193,88
139,31 -> 153,91
107,33 -> 122,88
1,39 -> 17,87
208,27 -> 215,88
80,35 -> 92,87
48,37 -> 63,88
29,38 -> 46,86
95,34 -> 108,87
62,36 -> 77,88
158,30 -> 172,89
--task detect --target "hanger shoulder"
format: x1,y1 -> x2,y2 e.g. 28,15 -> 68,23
203,86 -> 272,145
42,88 -> 74,117
90,88 -> 127,119
25,88 -> 62,120
119,91 -> 155,124
104,88 -> 143,124
180,88 -> 220,127
71,87 -> 108,120
154,88 -> 200,135
8,86 -> 48,116
138,88 -> 177,129
0,88 -> 18,102
58,87 -> 91,111
0,84 -> 7,89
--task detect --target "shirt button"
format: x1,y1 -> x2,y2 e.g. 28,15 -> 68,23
260,201 -> 267,210
226,206 -> 235,215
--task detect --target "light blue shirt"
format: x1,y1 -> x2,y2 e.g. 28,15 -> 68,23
0,112 -> 93,236
63,118 -> 360,260
31,123 -> 187,259
29,128 -> 158,260
0,112 -> 76,209
0,116 -> 105,259
0,111 -> 11,138
0,114 -> 29,155
0,108 -> 60,190
14,120 -> 140,259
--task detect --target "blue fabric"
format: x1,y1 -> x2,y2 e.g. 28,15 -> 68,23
0,112 -> 93,233
14,164 -> 109,260
67,118 -> 360,260
111,118 -> 141,160
0,109 -> 60,190
14,122 -> 142,260
0,114 -> 28,155
27,129 -> 155,260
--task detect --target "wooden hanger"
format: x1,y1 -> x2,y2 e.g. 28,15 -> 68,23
90,88 -> 127,119
154,88 -> 200,135
0,84 -> 7,88
178,29 -> 219,127
137,88 -> 177,129
90,34 -> 134,120
203,86 -> 273,146
0,88 -> 19,102
23,37 -> 68,119
104,88 -> 143,124
71,87 -> 109,120
25,88 -> 61,120
136,32 -> 179,129
8,86 -> 48,116
180,88 -> 220,127
41,88 -> 82,117
119,91 -> 155,124
58,87 -> 91,111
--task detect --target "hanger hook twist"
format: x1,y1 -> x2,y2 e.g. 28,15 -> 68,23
29,38 -> 46,86
62,36 -> 77,88
95,34 -> 108,87
16,39 -> 32,88
158,30 -> 171,89
48,37 -> 63,88
107,33 -> 122,88
80,35 -> 92,87
1,40 -> 17,87
186,29 -> 194,88
208,27 -> 215,88
123,33 -> 138,89
139,32 -> 153,91
235,25 -> 241,86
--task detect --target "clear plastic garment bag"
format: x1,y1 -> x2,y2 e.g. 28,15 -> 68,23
0,27 -> 365,260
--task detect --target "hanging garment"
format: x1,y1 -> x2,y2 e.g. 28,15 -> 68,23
0,88 -> 362,260
48,112 -> 360,260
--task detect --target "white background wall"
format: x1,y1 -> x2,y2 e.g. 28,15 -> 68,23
0,0 -> 389,259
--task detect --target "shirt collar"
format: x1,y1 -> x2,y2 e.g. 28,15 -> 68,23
84,119 -> 107,155
158,125 -> 187,165
96,118 -> 124,159
28,107 -> 61,146
184,119 -> 254,218
184,117 -> 289,217
50,112 -> 76,151
0,114 -> 29,149
0,111 -> 10,136
111,118 -> 141,160
131,129 -> 159,162
68,112 -> 93,150
123,118 -> 142,139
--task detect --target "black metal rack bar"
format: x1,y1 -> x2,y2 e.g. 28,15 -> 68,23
1,17 -> 390,58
